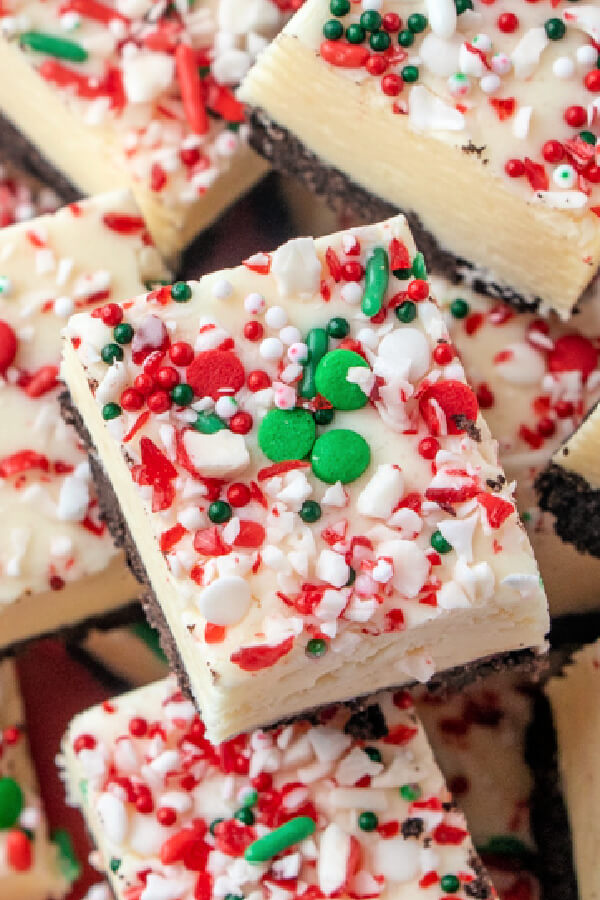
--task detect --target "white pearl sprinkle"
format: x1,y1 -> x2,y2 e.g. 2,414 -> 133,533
553,163 -> 576,189
244,292 -> 265,314
260,337 -> 284,359
471,33 -> 492,52
340,282 -> 363,305
265,305 -> 288,329
212,278 -> 233,299
54,296 -> 75,316
553,56 -> 575,79
279,325 -> 302,345
480,73 -> 501,94
576,44 -> 597,66
214,396 -> 238,419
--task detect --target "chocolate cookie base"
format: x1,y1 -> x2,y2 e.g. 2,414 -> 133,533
246,107 -> 553,314
536,462 -> 600,558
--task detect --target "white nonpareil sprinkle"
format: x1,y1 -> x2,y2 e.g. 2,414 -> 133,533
260,337 -> 284,360
553,56 -> 575,78
214,396 -> 238,419
54,296 -> 74,317
265,305 -> 288,329
279,325 -> 301,345
212,278 -> 234,299
480,73 -> 500,94
576,43 -> 598,66
340,281 -> 363,304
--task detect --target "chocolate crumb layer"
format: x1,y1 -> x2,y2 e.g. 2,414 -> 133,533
536,462 -> 600,558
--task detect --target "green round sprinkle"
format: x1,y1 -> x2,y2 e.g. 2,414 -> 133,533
300,327 -> 329,399
210,818 -> 224,836
455,0 -> 473,12
398,28 -> 414,47
358,811 -> 378,832
171,383 -> 194,406
407,13 -> 427,32
450,297 -> 469,319
258,408 -> 316,462
346,23 -> 366,43
401,64 -> 419,82
362,247 -> 389,317
441,875 -> 461,894
399,783 -> 422,802
101,343 -> 124,365
315,349 -> 369,411
370,30 -> 391,51
580,130 -> 596,145
300,500 -> 322,523
208,501 -> 232,524
194,412 -> 227,434
311,429 -> 370,484
245,816 -> 316,863
314,407 -> 335,426
102,402 -> 121,420
20,31 -> 88,61
0,777 -> 23,829
171,281 -> 192,302
360,10 -> 382,30
412,252 -> 428,280
235,807 -> 255,825
242,790 -> 258,808
327,316 -> 350,339
431,530 -> 452,554
364,746 -> 382,763
330,0 -> 350,14
306,637 -> 328,658
110,858 -> 121,873
396,301 -> 417,323
323,19 -> 343,39
113,323 -> 133,344
544,17 -> 566,39
345,567 -> 356,586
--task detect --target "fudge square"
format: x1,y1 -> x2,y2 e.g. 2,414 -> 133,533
62,675 -> 496,900
240,0 -> 600,317
0,0 -> 300,259
62,215 -> 549,742
0,190 -> 167,655
0,658 -> 73,899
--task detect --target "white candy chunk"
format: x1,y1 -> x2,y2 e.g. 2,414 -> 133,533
197,576 -> 251,625
425,0 -> 456,38
308,726 -> 352,762
513,105 -> 532,139
494,342 -> 546,385
141,873 -> 189,900
512,28 -> 548,78
271,237 -> 321,298
372,837 -> 420,882
218,0 -> 280,34
315,588 -> 349,620
357,464 -> 403,519
96,793 -> 128,844
438,512 -> 478,563
535,191 -> 588,210
454,558 -> 494,603
420,33 -> 461,75
501,573 -> 541,598
376,328 -> 431,380
318,824 -> 351,896
377,540 -> 429,598
95,359 -> 129,404
316,549 -> 350,588
321,481 -> 347,507
335,746 -> 384,786
459,42 -> 486,77
409,84 -> 465,130
212,49 -> 252,84
123,50 -> 174,103
563,5 -> 600,40
67,313 -> 112,350
371,755 -> 422,788
57,474 -> 90,521
437,580 -> 470,609
182,429 -> 249,477
272,854 -> 301,880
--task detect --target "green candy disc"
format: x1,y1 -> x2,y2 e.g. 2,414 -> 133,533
0,777 -> 23,829
314,349 -> 369,410
311,429 -> 370,483
258,408 -> 316,462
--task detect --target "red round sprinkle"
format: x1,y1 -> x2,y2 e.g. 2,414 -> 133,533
229,411 -> 253,434
187,350 -> 245,401
247,369 -> 271,392
3,726 -> 20,745
407,279 -> 429,301
99,303 -> 123,326
505,158 -> 525,178
0,320 -> 18,374
156,366 -> 180,390
497,11 -> 518,32
342,261 -> 364,282
366,54 -> 388,75
134,373 -> 155,396
555,400 -> 574,418
537,416 -> 556,438
433,342 -> 453,365
129,717 -> 148,738
476,383 -> 495,409
585,69 -> 600,92
565,105 -> 587,127
135,788 -> 154,814
121,388 -> 145,412
148,390 -> 172,413
227,483 -> 251,507
251,772 -> 273,791
180,146 -> 201,167
418,436 -> 439,459
170,341 -> 194,366
382,11 -> 400,30
243,320 -> 264,342
586,164 -> 600,183
157,806 -> 177,827
542,140 -> 564,163
381,73 -> 403,96
548,334 -> 598,380
6,830 -> 32,871
73,733 -> 96,753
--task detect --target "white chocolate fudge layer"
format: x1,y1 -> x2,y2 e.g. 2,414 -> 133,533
240,0 -> 600,316
0,190 -> 166,653
0,0 -> 303,259
0,658 -> 71,899
63,675 -> 495,900
63,214 -> 549,742
545,640 -> 600,900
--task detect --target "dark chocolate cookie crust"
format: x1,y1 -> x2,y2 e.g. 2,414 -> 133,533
535,462 -> 600,558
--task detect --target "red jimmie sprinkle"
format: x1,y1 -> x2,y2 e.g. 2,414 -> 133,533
230,636 -> 295,671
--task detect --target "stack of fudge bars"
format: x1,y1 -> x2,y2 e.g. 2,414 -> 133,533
3,0 -> 600,899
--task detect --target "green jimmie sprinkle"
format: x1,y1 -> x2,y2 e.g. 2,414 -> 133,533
299,327 -> 329,399
361,247 -> 389,317
245,816 -> 316,863
20,31 -> 88,62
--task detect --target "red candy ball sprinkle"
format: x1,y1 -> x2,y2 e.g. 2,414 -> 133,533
497,12 -> 518,32
505,158 -> 525,178
247,370 -> 271,392
433,343 -> 453,365
548,334 -> 598,381
170,342 -> 194,366
0,320 -> 18,374
134,373 -> 155,396
156,366 -> 180,390
99,303 -> 123,326
229,411 -> 253,435
564,105 -> 587,128
227,483 -> 251,507
407,279 -> 429,301
121,388 -> 145,411
381,74 -> 403,96
148,390 -> 172,413
243,320 -> 264,342
366,55 -> 388,75
585,69 -> 600,92
418,436 -> 440,459
542,140 -> 563,163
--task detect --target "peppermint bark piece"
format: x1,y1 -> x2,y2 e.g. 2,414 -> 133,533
0,658 -> 73,899
62,215 -> 549,742
0,190 -> 167,654
0,0 -> 300,259
240,0 -> 600,317
63,676 -> 496,900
